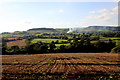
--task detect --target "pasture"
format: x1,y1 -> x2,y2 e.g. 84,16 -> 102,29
100,37 -> 120,40
31,39 -> 67,43
55,43 -> 70,47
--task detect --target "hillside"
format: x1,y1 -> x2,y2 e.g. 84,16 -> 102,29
67,26 -> 120,33
27,28 -> 69,33
88,26 -> 120,31
1,26 -> 120,38
1,28 -> 69,37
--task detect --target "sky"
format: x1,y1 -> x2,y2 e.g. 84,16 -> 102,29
0,0 -> 118,33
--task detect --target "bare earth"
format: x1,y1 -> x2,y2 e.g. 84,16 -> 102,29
2,53 -> 120,80
6,39 -> 26,47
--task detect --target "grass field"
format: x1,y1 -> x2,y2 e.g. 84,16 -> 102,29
2,53 -> 120,80
90,37 -> 120,45
6,37 -> 120,47
100,37 -> 120,41
100,37 -> 120,45
55,43 -> 70,47
31,39 -> 67,43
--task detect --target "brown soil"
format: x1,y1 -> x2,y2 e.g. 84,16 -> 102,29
2,53 -> 120,80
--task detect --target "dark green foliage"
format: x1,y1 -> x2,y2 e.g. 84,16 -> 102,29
58,45 -> 67,53
11,46 -> 20,54
94,40 -> 116,52
111,45 -> 120,53
49,41 -> 56,52
26,41 -> 48,54
2,31 -> 120,54
2,42 -> 7,55
4,46 -> 20,55
2,37 -> 117,54
55,40 -> 59,44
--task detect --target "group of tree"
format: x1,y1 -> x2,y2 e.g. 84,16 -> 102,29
2,37 -> 118,55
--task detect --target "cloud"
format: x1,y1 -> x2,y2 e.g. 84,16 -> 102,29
89,11 -> 96,14
24,21 -> 32,24
87,14 -> 113,21
89,6 -> 118,15
46,21 -> 89,28
88,6 -> 118,22
58,9 -> 64,13
0,19 -> 34,32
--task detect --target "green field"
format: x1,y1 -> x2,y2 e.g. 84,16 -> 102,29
55,43 -> 70,47
31,37 -> 120,46
99,37 -> 120,45
100,37 -> 120,41
31,38 -> 67,43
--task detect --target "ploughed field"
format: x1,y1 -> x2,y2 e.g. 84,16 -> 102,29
2,53 -> 120,80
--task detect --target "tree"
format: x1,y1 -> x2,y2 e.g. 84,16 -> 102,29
25,41 -> 48,54
59,45 -> 66,53
83,38 -> 92,52
111,45 -> 120,53
7,46 -> 20,54
40,44 -> 48,53
94,41 -> 106,52
106,39 -> 116,52
49,41 -> 56,52
84,38 -> 91,46
67,39 -> 72,43
55,40 -> 59,44
2,42 -> 7,55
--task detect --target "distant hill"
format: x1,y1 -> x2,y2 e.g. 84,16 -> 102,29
1,26 -> 120,37
27,28 -> 69,33
88,26 -> 120,31
1,32 -> 11,34
27,28 -> 55,31
1,28 -> 69,37
67,26 -> 120,33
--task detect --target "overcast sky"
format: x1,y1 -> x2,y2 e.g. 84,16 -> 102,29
0,0 -> 118,33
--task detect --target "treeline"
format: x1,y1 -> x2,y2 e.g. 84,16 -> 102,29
2,37 -> 119,55
2,31 -> 120,41
2,31 -> 120,54
92,31 -> 120,37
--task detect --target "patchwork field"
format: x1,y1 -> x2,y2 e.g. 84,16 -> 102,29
2,53 -> 120,80
6,39 -> 26,47
31,39 -> 67,43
